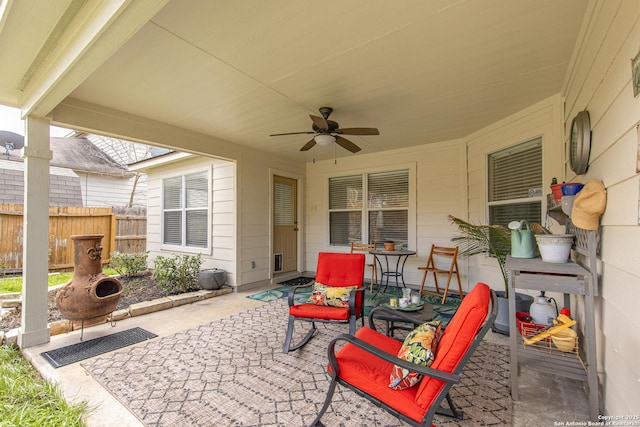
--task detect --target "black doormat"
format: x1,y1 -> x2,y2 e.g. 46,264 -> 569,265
277,276 -> 314,286
41,327 -> 157,368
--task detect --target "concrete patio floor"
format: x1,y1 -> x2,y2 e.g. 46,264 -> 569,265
21,283 -> 591,426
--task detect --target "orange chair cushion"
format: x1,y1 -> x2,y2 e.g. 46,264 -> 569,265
315,252 -> 365,288
414,282 -> 490,409
332,327 -> 428,423
308,252 -> 366,312
289,304 -> 351,321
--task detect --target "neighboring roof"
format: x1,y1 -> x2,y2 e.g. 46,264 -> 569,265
0,157 -> 83,206
50,137 -> 133,177
81,133 -> 170,166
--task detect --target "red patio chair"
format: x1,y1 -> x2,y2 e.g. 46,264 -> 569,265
310,282 -> 497,426
283,252 -> 366,354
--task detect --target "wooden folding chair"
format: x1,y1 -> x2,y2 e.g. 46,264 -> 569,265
418,245 -> 463,304
350,242 -> 379,293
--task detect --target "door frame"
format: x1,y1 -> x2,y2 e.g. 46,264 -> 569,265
270,169 -> 304,279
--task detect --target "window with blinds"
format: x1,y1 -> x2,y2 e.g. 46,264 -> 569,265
488,138 -> 542,227
329,169 -> 409,246
274,182 -> 294,226
162,171 -> 209,248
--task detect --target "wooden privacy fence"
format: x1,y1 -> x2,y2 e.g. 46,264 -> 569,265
0,204 -> 146,271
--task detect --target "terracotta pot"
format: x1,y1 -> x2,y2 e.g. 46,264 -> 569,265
384,242 -> 395,251
56,234 -> 122,323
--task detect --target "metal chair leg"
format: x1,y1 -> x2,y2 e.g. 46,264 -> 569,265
283,317 -> 317,353
435,392 -> 464,419
309,377 -> 338,426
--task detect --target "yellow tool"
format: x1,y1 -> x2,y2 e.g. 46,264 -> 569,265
523,314 -> 576,345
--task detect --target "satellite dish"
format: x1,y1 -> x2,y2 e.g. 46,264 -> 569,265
0,130 -> 25,156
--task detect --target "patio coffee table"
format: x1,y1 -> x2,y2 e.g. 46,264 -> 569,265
368,300 -> 433,338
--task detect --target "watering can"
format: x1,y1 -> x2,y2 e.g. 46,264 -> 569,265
508,220 -> 537,258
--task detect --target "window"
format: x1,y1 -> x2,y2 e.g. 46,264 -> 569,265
329,169 -> 409,247
488,138 -> 543,228
163,171 -> 209,248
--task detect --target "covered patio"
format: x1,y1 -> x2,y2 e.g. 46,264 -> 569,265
21,283 -> 590,426
1,0 -> 639,421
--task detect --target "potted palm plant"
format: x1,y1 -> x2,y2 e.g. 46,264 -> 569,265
448,215 -> 533,334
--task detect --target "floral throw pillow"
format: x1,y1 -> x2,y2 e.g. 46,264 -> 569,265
306,282 -> 356,307
389,320 -> 442,390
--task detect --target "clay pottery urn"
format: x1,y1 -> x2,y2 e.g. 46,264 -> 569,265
56,234 -> 123,326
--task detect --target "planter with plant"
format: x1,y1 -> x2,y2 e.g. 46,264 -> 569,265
448,215 -> 533,334
383,240 -> 396,251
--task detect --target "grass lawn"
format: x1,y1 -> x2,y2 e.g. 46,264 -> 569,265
0,345 -> 89,426
0,268 -> 118,294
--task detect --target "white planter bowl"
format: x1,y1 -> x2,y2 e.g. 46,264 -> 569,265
534,234 -> 574,263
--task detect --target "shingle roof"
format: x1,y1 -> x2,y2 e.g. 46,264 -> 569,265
50,137 -> 132,176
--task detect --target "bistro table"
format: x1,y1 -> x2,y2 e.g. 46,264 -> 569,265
369,249 -> 417,295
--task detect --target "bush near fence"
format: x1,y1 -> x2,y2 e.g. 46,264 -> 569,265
0,204 -> 146,271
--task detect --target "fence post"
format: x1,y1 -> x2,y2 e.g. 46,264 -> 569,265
109,209 -> 117,261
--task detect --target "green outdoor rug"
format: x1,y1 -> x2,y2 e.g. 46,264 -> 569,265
247,281 -> 462,327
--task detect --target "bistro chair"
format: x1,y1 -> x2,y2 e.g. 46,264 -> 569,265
350,242 -> 379,292
418,245 -> 463,304
283,252 -> 365,354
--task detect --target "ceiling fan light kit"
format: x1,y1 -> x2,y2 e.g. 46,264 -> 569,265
314,134 -> 336,146
270,107 -> 379,154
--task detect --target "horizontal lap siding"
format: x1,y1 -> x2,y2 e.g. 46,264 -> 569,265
305,141 -> 468,290
561,0 -> 640,415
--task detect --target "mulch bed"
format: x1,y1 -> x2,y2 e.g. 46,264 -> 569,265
0,273 -> 169,333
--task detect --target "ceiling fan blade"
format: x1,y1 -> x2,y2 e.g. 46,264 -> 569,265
270,131 -> 315,136
336,127 -> 380,135
335,135 -> 361,153
309,115 -> 329,131
300,138 -> 317,151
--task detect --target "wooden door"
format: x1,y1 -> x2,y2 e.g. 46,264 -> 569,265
273,176 -> 298,273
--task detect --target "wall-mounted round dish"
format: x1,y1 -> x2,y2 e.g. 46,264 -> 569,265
569,111 -> 591,175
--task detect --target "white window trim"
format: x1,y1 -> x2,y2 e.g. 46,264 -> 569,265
160,168 -> 212,254
325,163 -> 416,250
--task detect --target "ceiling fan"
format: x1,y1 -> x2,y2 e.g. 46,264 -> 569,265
270,107 -> 379,153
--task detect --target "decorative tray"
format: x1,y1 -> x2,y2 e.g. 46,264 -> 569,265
381,301 -> 425,311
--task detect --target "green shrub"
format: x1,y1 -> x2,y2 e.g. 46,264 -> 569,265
109,252 -> 148,277
152,253 -> 202,294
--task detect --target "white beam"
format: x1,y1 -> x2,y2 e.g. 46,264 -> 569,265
18,116 -> 53,348
20,0 -> 169,118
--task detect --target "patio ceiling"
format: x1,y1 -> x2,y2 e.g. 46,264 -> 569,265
0,0 -> 588,163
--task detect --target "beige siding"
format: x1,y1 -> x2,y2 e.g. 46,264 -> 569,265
561,0 -> 640,415
304,140 -> 470,290
145,148 -> 305,289
145,156 -> 237,285
463,95 -> 565,290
